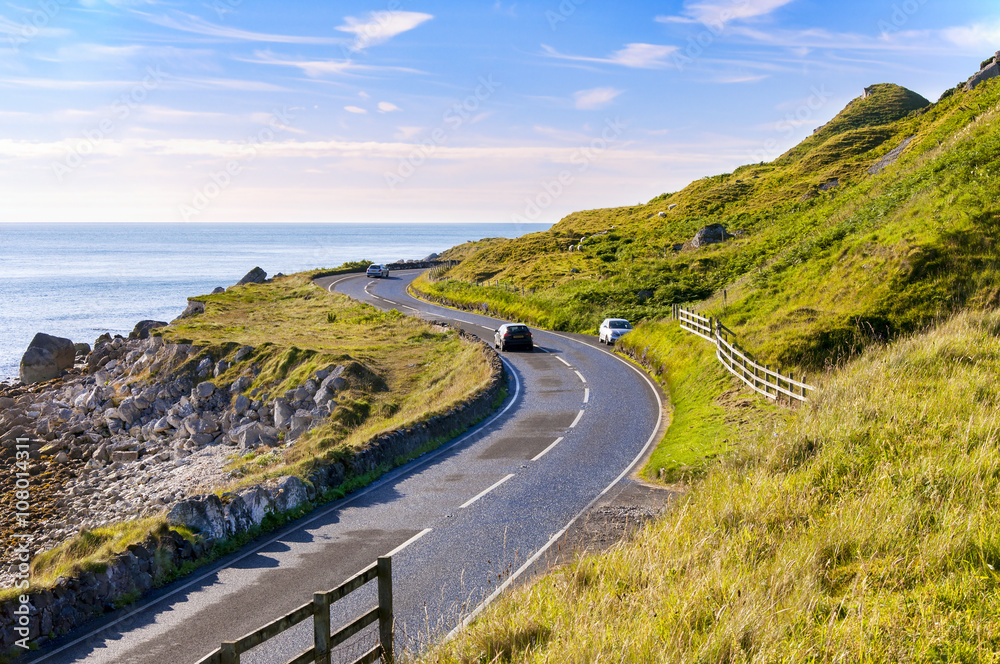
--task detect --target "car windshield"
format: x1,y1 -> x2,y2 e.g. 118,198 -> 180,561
507,326 -> 529,333
609,320 -> 631,329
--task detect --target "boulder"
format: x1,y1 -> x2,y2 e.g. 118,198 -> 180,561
314,367 -> 347,407
177,299 -> 205,319
236,486 -> 275,526
73,342 -> 91,358
211,287 -> 225,294
166,495 -> 228,540
231,376 -> 252,393
269,476 -> 309,514
194,382 -> 215,398
129,320 -> 167,340
233,394 -> 250,416
273,398 -> 294,430
234,267 -> 267,287
690,224 -> 733,249
229,421 -> 278,449
20,333 -> 75,384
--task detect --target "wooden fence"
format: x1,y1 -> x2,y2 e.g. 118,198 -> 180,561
195,556 -> 394,664
674,305 -> 815,403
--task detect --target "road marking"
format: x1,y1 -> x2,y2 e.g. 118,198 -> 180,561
401,305 -> 419,312
459,474 -> 515,509
28,358 -> 524,664
574,370 -> 587,383
386,528 -> 433,557
447,329 -> 666,643
556,356 -> 571,366
531,437 -> 563,461
569,410 -> 584,428
584,388 -> 590,404
480,325 -> 494,332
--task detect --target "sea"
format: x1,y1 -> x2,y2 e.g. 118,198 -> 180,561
0,222 -> 551,382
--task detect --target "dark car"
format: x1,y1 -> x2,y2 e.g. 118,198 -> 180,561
494,323 -> 533,351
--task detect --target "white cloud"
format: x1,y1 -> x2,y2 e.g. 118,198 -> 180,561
573,87 -> 623,110
240,51 -> 423,78
394,126 -> 423,140
941,22 -> 1000,50
337,11 -> 433,51
377,101 -> 401,113
136,11 -> 344,44
542,43 -> 678,69
359,91 -> 371,99
657,0 -> 797,27
344,106 -> 368,114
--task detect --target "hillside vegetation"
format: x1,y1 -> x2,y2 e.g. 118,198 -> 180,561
415,58 -> 1000,662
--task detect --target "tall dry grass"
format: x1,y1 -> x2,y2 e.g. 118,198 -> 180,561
422,310 -> 1000,663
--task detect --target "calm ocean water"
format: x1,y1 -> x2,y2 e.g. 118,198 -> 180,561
0,222 -> 550,382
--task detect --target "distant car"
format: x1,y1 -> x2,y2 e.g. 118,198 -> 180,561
599,318 -> 633,344
494,323 -> 533,352
366,264 -> 389,278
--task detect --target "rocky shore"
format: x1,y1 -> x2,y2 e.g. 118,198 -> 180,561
0,269 -> 506,653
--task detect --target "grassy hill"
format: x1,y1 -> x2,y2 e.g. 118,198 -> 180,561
414,56 -> 1000,662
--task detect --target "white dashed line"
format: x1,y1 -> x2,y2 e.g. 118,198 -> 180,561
401,305 -> 419,312
531,437 -> 564,461
574,370 -> 587,383
569,410 -> 584,428
385,528 -> 432,557
584,388 -> 590,404
556,356 -> 571,366
460,474 -> 515,509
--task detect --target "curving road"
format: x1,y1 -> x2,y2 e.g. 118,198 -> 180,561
25,269 -> 664,664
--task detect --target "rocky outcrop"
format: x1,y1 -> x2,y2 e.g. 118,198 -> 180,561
689,224 -> 733,249
965,52 -> 1000,91
130,320 -> 168,340
0,322 -> 505,653
19,333 -> 76,384
176,299 -> 205,320
235,267 -> 267,286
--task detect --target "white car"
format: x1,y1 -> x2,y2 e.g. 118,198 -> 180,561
599,318 -> 633,344
366,264 -> 389,278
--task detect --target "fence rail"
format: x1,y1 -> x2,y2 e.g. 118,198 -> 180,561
674,305 -> 815,403
195,556 -> 393,664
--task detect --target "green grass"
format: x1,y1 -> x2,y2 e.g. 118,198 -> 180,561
422,309 -> 1000,663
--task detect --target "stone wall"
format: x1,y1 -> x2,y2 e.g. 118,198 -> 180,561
0,328 -> 505,656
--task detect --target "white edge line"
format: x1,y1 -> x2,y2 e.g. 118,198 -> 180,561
584,388 -> 590,404
569,410 -> 584,428
386,528 -> 432,558
530,437 -> 563,462
459,474 -> 515,509
28,355 -> 523,664
556,356 -> 571,366
574,370 -> 587,383
446,329 -> 664,642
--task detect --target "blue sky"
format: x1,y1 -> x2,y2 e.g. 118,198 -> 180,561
1,0 -> 998,223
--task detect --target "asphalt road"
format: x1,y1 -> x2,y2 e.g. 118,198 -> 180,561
25,269 -> 664,664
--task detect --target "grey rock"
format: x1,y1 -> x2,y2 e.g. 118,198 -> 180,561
690,224 -> 733,249
20,332 -> 76,384
213,361 -> 231,378
196,358 -> 213,378
112,450 -> 139,463
194,382 -> 215,398
233,394 -> 250,416
273,398 -> 293,430
314,366 -> 347,406
230,376 -> 252,393
234,267 -> 267,287
211,286 -> 225,294
153,417 -> 173,433
966,61 -> 1000,91
233,346 -> 254,363
73,342 -> 92,358
166,494 -> 228,540
236,486 -> 275,526
177,299 -> 205,319
129,320 -> 167,340
269,476 -> 308,514
229,422 -> 278,449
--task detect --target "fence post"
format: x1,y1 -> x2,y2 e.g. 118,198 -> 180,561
801,374 -> 807,400
221,642 -> 238,664
764,365 -> 771,398
377,556 -> 394,663
313,592 -> 331,664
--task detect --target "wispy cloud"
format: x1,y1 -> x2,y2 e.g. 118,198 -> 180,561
344,106 -> 367,114
240,50 -> 423,78
542,43 -> 678,69
337,10 -> 433,51
377,101 -> 401,113
573,87 -> 623,110
657,0 -> 797,27
941,21 -> 1000,50
136,11 -> 343,44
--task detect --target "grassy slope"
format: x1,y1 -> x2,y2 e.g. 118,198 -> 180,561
427,310 -> 1000,663
414,69 -> 1000,661
11,273 -> 495,602
418,79 -> 1000,373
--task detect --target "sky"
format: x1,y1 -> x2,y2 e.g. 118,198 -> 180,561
0,0 -> 998,224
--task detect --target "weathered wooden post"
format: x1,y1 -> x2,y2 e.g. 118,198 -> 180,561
221,642 -> 238,664
313,592 -> 331,664
377,556 -> 394,663
801,374 -> 807,400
